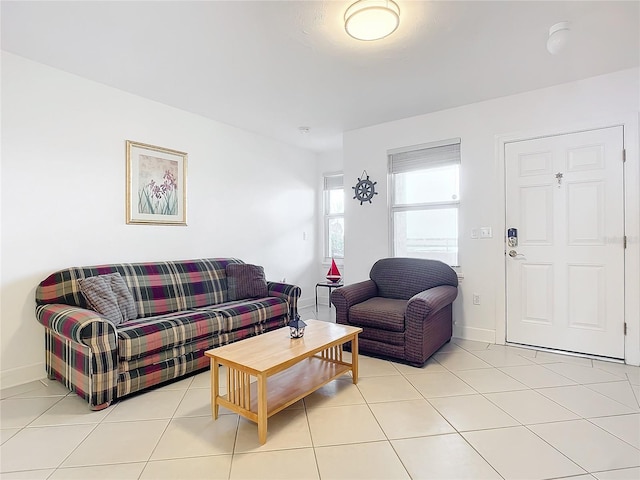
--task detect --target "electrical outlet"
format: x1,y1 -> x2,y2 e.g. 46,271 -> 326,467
473,294 -> 480,305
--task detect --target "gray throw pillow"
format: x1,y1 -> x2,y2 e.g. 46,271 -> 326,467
226,264 -> 268,301
78,273 -> 137,325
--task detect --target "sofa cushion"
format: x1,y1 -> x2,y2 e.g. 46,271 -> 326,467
198,296 -> 289,332
226,264 -> 268,301
117,297 -> 289,361
78,273 -> 137,325
349,297 -> 406,333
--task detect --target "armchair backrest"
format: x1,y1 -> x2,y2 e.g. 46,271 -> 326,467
370,258 -> 458,300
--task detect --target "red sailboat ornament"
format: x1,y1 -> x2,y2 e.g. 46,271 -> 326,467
326,259 -> 342,283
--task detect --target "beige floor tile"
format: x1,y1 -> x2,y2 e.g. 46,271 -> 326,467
452,338 -> 491,351
537,385 -> 636,418
103,389 -> 186,422
393,357 -> 447,375
0,380 -> 48,400
30,395 -> 112,427
463,426 -> 585,479
191,368 -> 216,389
62,419 -> 168,467
392,433 -> 501,479
307,404 -> 385,446
499,364 -> 576,388
229,448 -> 319,480
592,361 -> 640,377
369,399 -> 455,439
0,397 -> 62,428
173,387 -> 237,418
633,385 -> 640,405
429,394 -> 519,432
472,349 -> 536,368
488,344 -> 537,358
315,441 -> 410,479
590,414 -> 640,449
0,469 -> 55,479
405,371 -> 476,398
12,380 -> 71,398
530,419 -> 640,472
49,462 -> 146,479
0,428 -> 21,445
435,341 -> 465,353
353,354 -> 401,377
544,363 -> 626,384
235,408 -> 312,452
627,370 -> 640,386
0,424 -> 94,472
485,389 -> 579,425
593,467 -> 640,479
356,375 -> 421,403
153,374 -> 195,391
586,382 -> 640,410
304,378 -> 365,409
532,351 -> 593,366
150,415 -> 238,460
141,455 -> 232,479
454,368 -> 528,393
433,350 -> 492,371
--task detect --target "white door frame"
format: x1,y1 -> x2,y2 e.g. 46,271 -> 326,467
494,114 -> 640,366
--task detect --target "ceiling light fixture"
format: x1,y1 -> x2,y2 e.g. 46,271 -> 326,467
546,21 -> 570,55
344,0 -> 400,41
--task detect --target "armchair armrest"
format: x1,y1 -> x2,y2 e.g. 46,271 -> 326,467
331,280 -> 378,325
406,285 -> 459,320
267,281 -> 301,319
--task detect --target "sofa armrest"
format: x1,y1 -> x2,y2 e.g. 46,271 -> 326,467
36,304 -> 119,408
267,282 -> 301,319
406,285 -> 459,320
330,280 -> 378,326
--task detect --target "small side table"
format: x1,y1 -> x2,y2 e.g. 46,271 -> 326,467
315,281 -> 344,312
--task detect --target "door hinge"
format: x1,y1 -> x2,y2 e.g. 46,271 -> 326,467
622,149 -> 626,162
624,322 -> 627,335
624,236 -> 627,249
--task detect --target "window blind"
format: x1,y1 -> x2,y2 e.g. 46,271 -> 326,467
390,140 -> 460,174
324,174 -> 344,190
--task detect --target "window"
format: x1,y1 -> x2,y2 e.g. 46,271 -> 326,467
389,139 -> 460,266
323,173 -> 344,260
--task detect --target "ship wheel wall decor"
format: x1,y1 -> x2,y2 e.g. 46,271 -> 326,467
352,170 -> 378,205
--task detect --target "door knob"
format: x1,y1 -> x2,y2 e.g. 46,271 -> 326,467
508,250 -> 524,258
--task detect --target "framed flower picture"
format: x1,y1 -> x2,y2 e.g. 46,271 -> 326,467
126,140 -> 187,225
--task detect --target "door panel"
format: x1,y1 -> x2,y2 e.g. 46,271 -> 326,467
505,126 -> 624,358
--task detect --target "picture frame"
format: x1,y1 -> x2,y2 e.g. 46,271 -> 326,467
126,140 -> 188,225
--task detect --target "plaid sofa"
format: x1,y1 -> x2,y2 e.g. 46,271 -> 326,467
35,258 -> 300,410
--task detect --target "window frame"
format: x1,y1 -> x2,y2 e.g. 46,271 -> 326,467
323,172 -> 344,261
388,139 -> 461,266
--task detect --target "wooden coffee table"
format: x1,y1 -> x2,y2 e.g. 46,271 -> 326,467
205,320 -> 362,444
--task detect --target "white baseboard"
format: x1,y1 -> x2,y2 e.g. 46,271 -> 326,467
453,324 -> 496,344
0,362 -> 46,390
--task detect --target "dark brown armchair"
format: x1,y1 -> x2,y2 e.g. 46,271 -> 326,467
331,258 -> 458,366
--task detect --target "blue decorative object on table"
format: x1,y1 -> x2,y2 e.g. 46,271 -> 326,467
288,314 -> 307,338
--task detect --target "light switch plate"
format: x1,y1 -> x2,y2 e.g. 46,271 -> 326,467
480,227 -> 492,238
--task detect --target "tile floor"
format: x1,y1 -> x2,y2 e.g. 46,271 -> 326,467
1,305 -> 639,479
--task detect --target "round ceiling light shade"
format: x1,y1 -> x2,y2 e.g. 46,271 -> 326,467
344,0 -> 400,41
547,21 -> 570,55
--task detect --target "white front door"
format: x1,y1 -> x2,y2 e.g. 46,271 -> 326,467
505,126 -> 625,359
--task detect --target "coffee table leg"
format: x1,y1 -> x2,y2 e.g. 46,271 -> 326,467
351,335 -> 359,385
258,373 -> 268,444
211,358 -> 219,419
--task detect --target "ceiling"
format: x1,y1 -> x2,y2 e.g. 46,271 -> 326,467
2,1 -> 638,152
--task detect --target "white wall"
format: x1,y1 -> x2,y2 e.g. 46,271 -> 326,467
0,53 -> 318,388
343,68 -> 640,362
